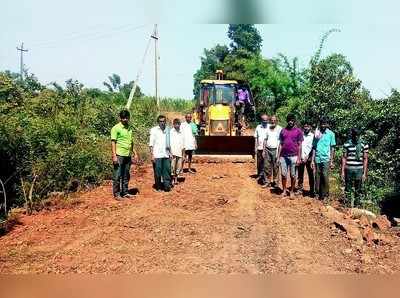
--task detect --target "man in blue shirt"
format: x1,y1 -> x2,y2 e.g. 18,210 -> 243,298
311,117 -> 336,200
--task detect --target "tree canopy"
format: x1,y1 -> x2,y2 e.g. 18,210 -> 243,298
227,24 -> 262,55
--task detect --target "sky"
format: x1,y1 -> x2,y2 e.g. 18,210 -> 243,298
1,0 -> 400,100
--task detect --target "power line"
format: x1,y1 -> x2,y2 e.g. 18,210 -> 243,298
31,24 -> 148,49
30,24 -> 134,46
126,26 -> 155,110
16,42 -> 28,80
126,24 -> 160,109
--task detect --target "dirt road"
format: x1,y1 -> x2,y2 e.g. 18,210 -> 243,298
1,161 -> 399,273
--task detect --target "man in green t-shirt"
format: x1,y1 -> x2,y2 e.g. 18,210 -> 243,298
111,110 -> 137,200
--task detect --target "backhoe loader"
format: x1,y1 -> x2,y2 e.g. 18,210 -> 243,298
193,70 -> 256,156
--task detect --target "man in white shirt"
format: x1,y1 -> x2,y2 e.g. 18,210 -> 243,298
263,115 -> 282,187
181,113 -> 197,173
149,115 -> 172,192
170,118 -> 185,185
254,114 -> 269,184
297,122 -> 315,196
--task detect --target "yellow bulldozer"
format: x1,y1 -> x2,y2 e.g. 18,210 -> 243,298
193,70 -> 256,156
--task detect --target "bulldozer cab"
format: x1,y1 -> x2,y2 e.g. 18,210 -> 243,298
199,81 -> 237,107
194,71 -> 255,156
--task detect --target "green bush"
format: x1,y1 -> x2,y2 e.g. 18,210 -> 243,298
0,72 -> 189,215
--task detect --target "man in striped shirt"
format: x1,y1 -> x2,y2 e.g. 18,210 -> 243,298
341,128 -> 369,207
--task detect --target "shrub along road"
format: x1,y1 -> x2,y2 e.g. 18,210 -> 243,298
0,161 -> 399,273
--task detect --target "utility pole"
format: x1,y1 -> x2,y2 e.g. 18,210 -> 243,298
151,24 -> 159,107
125,24 -> 160,110
16,42 -> 28,81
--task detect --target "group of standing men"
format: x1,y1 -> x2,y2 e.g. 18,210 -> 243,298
110,109 -> 369,207
149,113 -> 198,192
255,113 -> 369,206
111,110 -> 198,200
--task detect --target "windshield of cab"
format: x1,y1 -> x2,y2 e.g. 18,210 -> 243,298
214,84 -> 236,105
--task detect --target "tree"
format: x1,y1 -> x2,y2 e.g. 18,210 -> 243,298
310,28 -> 341,66
22,71 -> 44,94
241,55 -> 302,115
222,53 -> 250,82
193,44 -> 229,97
193,25 -> 263,98
306,53 -> 362,136
227,24 -> 262,55
120,81 -> 143,98
102,74 -> 143,103
277,54 -> 306,98
103,73 -> 122,92
0,72 -> 24,107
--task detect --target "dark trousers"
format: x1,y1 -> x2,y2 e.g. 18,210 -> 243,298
315,162 -> 330,199
297,159 -> 315,194
345,168 -> 363,207
112,155 -> 131,196
153,158 -> 172,191
256,149 -> 265,180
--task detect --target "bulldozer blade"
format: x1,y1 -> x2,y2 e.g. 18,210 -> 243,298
195,136 -> 255,156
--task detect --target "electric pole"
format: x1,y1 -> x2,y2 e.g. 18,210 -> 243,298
151,24 -> 159,107
16,42 -> 28,81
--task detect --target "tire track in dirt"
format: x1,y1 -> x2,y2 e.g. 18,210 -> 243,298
205,167 -> 276,273
203,163 -> 358,274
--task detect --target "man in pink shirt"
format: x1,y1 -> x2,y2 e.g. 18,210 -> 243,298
277,113 -> 303,198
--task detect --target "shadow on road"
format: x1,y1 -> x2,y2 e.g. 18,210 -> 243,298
128,188 -> 140,195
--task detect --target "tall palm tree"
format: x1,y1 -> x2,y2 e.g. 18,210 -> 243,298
103,73 -> 122,92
